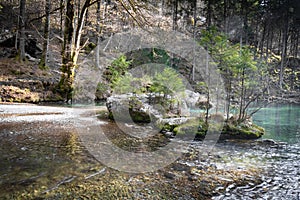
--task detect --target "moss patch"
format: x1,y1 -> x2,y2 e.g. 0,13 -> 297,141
167,118 -> 264,140
173,119 -> 208,138
221,123 -> 265,140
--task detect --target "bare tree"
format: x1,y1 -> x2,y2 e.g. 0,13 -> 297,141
279,10 -> 289,90
18,0 -> 26,61
96,0 -> 101,69
40,0 -> 51,69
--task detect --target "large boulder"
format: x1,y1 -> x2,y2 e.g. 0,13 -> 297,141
106,93 -> 163,123
184,90 -> 213,110
106,92 -> 197,123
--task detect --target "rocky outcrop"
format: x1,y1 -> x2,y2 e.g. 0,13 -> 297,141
184,89 -> 212,109
106,93 -> 163,123
106,91 -> 264,140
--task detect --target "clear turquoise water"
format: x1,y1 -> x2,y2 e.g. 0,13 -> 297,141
252,103 -> 300,144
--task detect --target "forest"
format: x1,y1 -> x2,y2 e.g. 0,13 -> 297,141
0,0 -> 299,104
0,0 -> 299,199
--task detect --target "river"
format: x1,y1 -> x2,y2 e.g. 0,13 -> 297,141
253,103 -> 300,144
212,103 -> 300,199
0,103 -> 299,199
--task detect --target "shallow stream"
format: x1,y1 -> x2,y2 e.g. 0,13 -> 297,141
212,103 -> 300,199
0,103 -> 299,199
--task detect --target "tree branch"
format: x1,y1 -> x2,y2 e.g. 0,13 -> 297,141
28,6 -> 64,23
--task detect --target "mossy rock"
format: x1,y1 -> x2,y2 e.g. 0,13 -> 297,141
221,123 -> 265,140
173,119 -> 208,138
129,109 -> 151,123
156,117 -> 195,132
171,119 -> 264,140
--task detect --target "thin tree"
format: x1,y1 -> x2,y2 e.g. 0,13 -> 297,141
60,0 -> 64,40
40,0 -> 51,69
18,0 -> 26,61
279,8 -> 289,90
191,0 -> 197,81
96,0 -> 101,69
172,0 -> 178,31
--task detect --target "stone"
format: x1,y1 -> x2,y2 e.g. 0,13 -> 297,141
106,93 -> 189,123
106,94 -> 158,123
164,172 -> 176,179
172,163 -> 190,172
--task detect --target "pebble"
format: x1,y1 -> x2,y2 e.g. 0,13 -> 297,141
188,175 -> 198,181
172,163 -> 189,172
21,147 -> 27,151
164,131 -> 175,138
164,172 -> 176,179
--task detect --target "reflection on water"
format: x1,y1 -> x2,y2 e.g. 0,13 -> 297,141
252,103 -> 300,144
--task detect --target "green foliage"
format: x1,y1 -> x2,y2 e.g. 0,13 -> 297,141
95,82 -> 110,99
199,27 -> 263,122
236,46 -> 257,72
110,66 -> 185,99
107,55 -> 131,83
150,48 -> 171,66
39,61 -> 49,70
195,81 -> 208,94
112,73 -> 138,94
150,67 -> 185,96
222,123 -> 264,139
132,48 -> 171,66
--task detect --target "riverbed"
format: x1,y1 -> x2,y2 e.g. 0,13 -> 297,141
0,103 -> 299,199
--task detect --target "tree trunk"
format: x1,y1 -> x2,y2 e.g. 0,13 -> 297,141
40,0 -> 51,69
96,0 -> 101,69
172,0 -> 178,30
72,0 -> 91,68
260,21 -> 266,59
206,0 -> 211,27
268,26 -> 274,60
59,0 -> 91,102
60,0 -> 75,101
60,0 -> 64,39
279,13 -> 288,90
238,68 -> 245,121
240,0 -> 249,45
18,0 -> 26,61
294,31 -> 299,58
265,24 -> 270,60
192,0 -> 197,81
223,0 -> 228,33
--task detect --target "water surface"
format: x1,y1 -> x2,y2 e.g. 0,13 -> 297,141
252,103 -> 300,144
